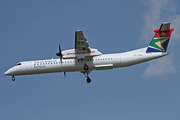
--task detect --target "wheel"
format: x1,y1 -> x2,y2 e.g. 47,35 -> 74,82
12,77 -> 15,81
86,77 -> 91,83
84,64 -> 89,70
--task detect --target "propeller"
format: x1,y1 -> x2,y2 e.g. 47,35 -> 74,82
56,44 -> 66,77
56,44 -> 63,64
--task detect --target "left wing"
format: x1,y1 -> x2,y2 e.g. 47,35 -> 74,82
75,30 -> 90,52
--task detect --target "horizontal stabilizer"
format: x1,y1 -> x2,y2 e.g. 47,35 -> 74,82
159,22 -> 170,31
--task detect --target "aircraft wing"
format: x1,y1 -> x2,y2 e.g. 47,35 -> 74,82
75,30 -> 90,52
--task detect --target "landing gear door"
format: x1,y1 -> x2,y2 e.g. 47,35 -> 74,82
26,62 -> 32,72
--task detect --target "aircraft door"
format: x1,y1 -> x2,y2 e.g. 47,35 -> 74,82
26,62 -> 32,72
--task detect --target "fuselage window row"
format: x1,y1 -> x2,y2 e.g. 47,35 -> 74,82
34,58 -> 113,66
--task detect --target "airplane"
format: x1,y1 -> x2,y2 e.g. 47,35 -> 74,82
4,22 -> 174,83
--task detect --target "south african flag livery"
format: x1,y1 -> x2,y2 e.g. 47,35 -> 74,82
146,23 -> 174,53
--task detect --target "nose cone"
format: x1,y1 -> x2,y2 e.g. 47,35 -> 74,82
4,69 -> 12,76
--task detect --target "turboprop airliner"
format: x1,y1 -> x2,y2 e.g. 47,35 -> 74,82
4,22 -> 174,83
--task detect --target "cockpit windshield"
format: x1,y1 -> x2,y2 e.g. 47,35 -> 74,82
15,63 -> 21,66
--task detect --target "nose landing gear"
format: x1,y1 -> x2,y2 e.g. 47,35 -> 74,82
12,75 -> 15,81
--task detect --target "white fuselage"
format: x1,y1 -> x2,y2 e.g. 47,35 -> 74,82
4,47 -> 168,76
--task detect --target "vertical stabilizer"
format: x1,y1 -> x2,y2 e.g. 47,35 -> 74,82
146,22 -> 174,53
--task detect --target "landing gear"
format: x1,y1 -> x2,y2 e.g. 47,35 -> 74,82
12,75 -> 15,81
83,72 -> 91,83
84,64 -> 89,70
86,77 -> 91,83
81,59 -> 91,83
80,59 -> 89,71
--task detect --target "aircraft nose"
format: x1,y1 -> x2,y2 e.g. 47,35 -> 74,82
4,69 -> 12,76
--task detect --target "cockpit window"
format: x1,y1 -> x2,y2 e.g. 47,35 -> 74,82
15,63 -> 21,66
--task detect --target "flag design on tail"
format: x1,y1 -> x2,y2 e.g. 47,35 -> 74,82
146,23 -> 174,53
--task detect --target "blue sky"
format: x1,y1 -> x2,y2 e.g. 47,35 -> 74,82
1,0 -> 180,120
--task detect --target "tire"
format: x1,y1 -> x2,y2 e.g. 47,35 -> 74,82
86,77 -> 91,83
84,64 -> 89,70
12,77 -> 15,81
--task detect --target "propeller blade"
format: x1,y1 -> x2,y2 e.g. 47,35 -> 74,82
59,44 -> 62,55
64,72 -> 66,77
56,44 -> 63,64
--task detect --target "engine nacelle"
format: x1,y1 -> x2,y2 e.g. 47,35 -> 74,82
62,48 -> 102,59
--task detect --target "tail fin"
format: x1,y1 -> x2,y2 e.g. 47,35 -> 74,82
146,22 -> 174,53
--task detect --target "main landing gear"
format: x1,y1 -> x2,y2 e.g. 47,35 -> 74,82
83,72 -> 91,83
81,60 -> 91,83
79,59 -> 92,83
12,75 -> 15,81
87,77 -> 91,83
84,64 -> 89,71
